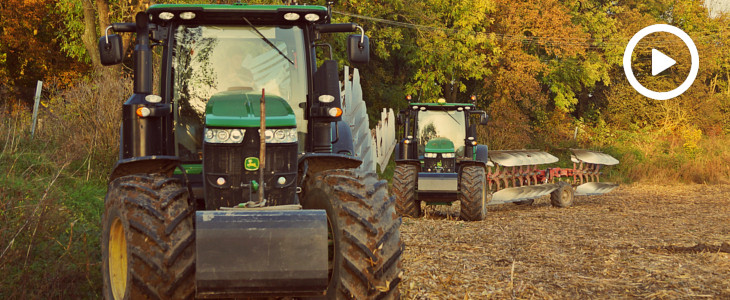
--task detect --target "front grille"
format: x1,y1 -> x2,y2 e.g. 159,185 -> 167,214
423,155 -> 455,173
203,128 -> 297,209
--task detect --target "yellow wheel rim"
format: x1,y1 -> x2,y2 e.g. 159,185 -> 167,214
109,217 -> 128,300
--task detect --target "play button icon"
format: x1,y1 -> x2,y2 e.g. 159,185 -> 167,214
651,49 -> 676,76
623,24 -> 699,100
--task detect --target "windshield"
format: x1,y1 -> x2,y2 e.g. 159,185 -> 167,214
172,25 -> 307,161
417,110 -> 466,157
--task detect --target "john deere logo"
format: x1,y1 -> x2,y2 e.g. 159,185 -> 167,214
244,157 -> 260,171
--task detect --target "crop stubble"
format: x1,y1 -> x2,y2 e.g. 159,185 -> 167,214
399,184 -> 730,299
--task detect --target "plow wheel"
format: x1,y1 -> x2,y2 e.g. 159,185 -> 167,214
459,165 -> 487,221
393,164 -> 421,218
102,175 -> 195,300
550,181 -> 575,208
301,169 -> 403,299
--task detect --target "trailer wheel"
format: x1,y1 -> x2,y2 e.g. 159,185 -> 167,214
550,181 -> 575,208
102,175 -> 195,300
393,164 -> 421,217
301,169 -> 403,299
459,165 -> 487,221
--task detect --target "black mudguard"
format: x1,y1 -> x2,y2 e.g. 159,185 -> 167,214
108,155 -> 179,182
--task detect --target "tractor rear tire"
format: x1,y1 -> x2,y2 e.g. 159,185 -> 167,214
459,165 -> 487,221
301,169 -> 403,299
102,175 -> 195,300
393,164 -> 421,218
550,181 -> 575,208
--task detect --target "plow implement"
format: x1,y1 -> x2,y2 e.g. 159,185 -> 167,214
486,149 -> 619,204
391,99 -> 620,220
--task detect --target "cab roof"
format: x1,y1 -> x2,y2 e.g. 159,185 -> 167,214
147,4 -> 329,25
408,102 -> 476,111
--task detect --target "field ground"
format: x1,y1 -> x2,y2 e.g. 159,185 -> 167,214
399,184 -> 730,299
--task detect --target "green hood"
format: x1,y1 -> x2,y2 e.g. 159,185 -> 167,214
425,137 -> 455,153
205,91 -> 296,128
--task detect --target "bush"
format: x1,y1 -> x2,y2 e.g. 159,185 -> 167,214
0,71 -> 129,298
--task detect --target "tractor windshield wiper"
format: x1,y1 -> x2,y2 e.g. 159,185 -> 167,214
445,111 -> 461,125
244,18 -> 294,65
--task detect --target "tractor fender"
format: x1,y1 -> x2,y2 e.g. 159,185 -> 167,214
475,144 -> 489,163
458,159 -> 488,174
298,153 -> 362,178
395,158 -> 421,170
108,155 -> 179,182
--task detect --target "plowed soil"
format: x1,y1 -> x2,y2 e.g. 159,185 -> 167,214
399,184 -> 730,299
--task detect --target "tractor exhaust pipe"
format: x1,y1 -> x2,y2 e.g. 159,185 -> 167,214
133,12 -> 152,94
259,89 -> 266,204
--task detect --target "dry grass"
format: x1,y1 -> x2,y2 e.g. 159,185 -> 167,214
399,184 -> 730,299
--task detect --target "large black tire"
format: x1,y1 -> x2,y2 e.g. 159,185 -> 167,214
102,175 -> 195,300
393,164 -> 421,218
459,165 -> 487,221
550,181 -> 575,208
301,169 -> 403,299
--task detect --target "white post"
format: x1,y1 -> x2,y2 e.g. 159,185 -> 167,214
31,80 -> 43,138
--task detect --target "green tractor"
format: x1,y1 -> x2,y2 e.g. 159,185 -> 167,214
393,97 -> 619,221
98,4 -> 401,299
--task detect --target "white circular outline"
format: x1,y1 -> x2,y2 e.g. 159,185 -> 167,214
623,24 -> 699,100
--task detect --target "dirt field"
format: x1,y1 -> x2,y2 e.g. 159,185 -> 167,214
398,184 -> 730,299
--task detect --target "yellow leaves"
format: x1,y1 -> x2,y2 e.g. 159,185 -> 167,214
681,127 -> 703,156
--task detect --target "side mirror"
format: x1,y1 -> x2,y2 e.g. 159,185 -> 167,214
347,34 -> 370,64
98,34 -> 124,66
480,112 -> 489,125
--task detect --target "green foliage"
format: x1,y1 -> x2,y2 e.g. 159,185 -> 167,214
0,115 -> 105,298
55,0 -> 89,63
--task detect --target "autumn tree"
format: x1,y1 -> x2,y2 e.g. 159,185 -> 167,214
0,0 -> 87,107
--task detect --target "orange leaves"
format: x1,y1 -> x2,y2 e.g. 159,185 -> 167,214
0,0 -> 88,104
492,0 -> 588,58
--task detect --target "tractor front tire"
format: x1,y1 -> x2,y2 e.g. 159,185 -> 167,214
102,175 -> 195,300
393,164 -> 421,218
550,181 -> 575,208
459,165 -> 488,221
301,169 -> 403,299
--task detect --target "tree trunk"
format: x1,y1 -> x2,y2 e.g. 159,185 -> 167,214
122,0 -> 152,59
96,0 -> 111,35
443,81 -> 458,102
81,0 -> 102,70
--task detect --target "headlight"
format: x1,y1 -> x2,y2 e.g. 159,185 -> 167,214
179,12 -> 196,20
424,153 -> 437,158
283,12 -> 300,21
442,153 -> 455,158
159,12 -> 174,20
261,128 -> 297,143
205,128 -> 245,143
304,13 -> 320,22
